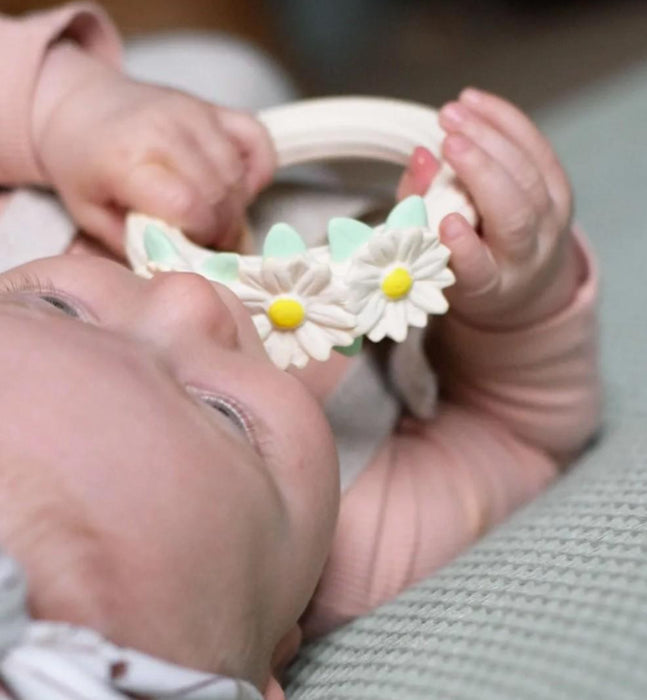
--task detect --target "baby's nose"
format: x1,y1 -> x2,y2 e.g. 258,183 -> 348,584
140,272 -> 241,351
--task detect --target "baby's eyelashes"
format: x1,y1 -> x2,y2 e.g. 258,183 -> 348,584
21,289 -> 92,323
0,274 -> 88,321
38,294 -> 81,318
186,387 -> 257,447
201,395 -> 249,436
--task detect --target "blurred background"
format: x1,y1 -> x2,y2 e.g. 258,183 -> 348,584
5,0 -> 647,113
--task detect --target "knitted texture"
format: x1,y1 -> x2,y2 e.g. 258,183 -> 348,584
286,426 -> 647,700
284,59 -> 647,700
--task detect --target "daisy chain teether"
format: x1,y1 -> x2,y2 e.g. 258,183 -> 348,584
126,97 -> 477,369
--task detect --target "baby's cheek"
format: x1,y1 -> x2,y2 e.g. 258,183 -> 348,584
4,514 -> 116,637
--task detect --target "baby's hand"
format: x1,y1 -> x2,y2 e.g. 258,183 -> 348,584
35,46 -> 276,255
401,89 -> 581,330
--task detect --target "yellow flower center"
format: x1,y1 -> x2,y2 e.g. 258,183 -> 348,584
268,297 -> 306,330
381,266 -> 413,300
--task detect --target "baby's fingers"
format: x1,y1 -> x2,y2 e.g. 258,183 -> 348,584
188,128 -> 249,249
117,161 -> 222,239
459,88 -> 572,223
68,199 -> 127,256
217,109 -> 277,196
442,133 -> 538,261
396,146 -> 441,200
439,101 -> 551,214
59,164 -> 214,257
440,214 -> 498,297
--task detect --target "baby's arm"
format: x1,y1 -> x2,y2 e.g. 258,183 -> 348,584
300,90 -> 601,638
303,233 -> 598,638
429,89 -> 601,461
0,2 -> 120,187
1,3 -> 276,255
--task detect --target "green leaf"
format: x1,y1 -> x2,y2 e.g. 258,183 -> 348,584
200,253 -> 239,283
263,223 -> 307,258
334,337 -> 363,356
143,224 -> 183,265
386,195 -> 428,229
327,218 -> 374,262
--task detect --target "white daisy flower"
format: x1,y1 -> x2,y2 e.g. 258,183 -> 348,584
347,224 -> 454,343
237,255 -> 356,370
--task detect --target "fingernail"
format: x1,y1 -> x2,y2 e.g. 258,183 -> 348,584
412,145 -> 435,170
444,133 -> 471,155
410,146 -> 438,193
461,87 -> 483,105
440,102 -> 468,127
441,214 -> 465,240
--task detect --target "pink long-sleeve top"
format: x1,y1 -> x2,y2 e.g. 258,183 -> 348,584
0,3 -> 121,269
0,2 -> 121,199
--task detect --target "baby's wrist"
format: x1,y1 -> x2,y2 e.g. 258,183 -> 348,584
32,40 -> 119,181
517,231 -> 585,327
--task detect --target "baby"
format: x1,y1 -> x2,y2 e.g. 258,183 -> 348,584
0,3 -> 601,699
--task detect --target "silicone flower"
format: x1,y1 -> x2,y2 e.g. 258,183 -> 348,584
140,221 -> 192,276
236,255 -> 356,370
345,198 -> 454,342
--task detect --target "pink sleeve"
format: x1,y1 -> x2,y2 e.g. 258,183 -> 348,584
432,228 -> 601,461
301,231 -> 601,638
301,401 -> 559,639
0,2 -> 121,186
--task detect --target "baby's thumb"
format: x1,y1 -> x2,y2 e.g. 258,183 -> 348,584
67,165 -> 229,255
113,161 -> 246,251
122,161 -> 215,233
67,198 -> 127,258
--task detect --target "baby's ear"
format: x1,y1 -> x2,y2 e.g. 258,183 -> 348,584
264,675 -> 286,700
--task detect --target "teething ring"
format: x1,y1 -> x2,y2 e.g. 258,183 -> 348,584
125,97 -> 476,369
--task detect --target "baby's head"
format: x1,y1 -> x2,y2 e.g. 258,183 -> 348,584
0,255 -> 340,693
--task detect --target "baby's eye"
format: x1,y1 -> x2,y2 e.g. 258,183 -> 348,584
39,294 -> 81,318
186,388 -> 256,445
202,396 -> 249,436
